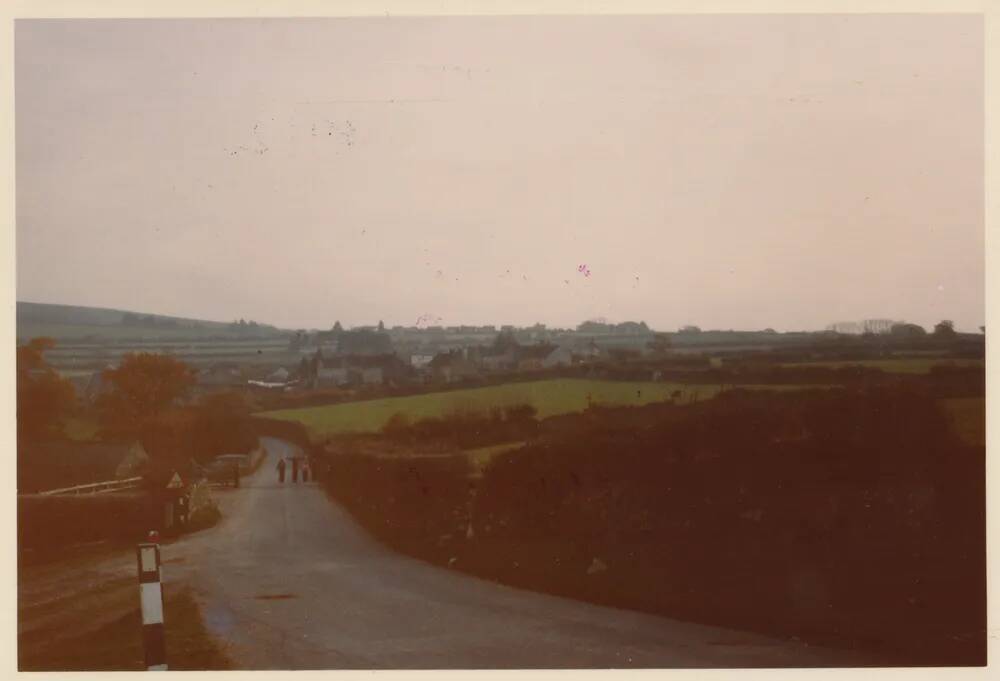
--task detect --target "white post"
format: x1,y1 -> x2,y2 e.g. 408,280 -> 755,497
137,532 -> 167,670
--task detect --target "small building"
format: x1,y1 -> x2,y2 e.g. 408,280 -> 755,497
267,367 -> 290,383
575,340 -> 607,361
306,351 -> 411,388
428,350 -> 479,383
76,364 -> 116,403
317,366 -> 351,387
410,353 -> 435,369
542,346 -> 574,369
198,362 -> 244,388
515,343 -> 557,372
360,367 -> 383,385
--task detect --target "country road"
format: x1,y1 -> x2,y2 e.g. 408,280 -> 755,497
20,437 -> 874,669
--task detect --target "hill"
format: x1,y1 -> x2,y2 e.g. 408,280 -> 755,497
16,301 -> 288,342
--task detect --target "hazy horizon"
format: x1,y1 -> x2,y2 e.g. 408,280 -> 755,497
16,16 -> 984,332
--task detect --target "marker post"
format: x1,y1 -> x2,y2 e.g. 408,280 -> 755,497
136,531 -> 167,671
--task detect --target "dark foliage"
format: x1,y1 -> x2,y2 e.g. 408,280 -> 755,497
320,386 -> 984,665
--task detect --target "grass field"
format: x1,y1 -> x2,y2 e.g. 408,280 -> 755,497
940,397 -> 986,447
258,378 -> 807,440
780,358 -> 984,374
61,417 -> 101,442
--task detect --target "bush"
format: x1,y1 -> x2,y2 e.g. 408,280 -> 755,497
381,412 -> 412,439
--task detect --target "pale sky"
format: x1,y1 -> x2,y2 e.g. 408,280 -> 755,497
15,15 -> 983,332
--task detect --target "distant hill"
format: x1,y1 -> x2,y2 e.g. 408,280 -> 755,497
17,301 -> 289,342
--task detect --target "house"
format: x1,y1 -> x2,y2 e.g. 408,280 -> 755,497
197,362 -> 244,388
115,442 -> 150,478
428,350 -> 479,383
267,367 -> 290,383
410,353 -> 435,369
316,365 -> 351,387
306,351 -> 411,388
541,346 -> 574,368
360,367 -> 383,385
515,343 -> 557,371
481,349 -> 516,372
575,340 -> 607,361
73,364 -> 116,404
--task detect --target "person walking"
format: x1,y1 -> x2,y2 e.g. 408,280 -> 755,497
291,456 -> 300,483
276,457 -> 286,483
302,460 -> 310,483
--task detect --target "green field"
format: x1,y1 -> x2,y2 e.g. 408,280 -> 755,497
780,358 -> 984,374
258,378 -> 807,440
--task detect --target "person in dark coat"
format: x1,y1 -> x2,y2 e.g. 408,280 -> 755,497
291,456 -> 300,483
276,457 -> 286,483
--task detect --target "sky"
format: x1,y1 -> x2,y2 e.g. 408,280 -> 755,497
15,15 -> 984,332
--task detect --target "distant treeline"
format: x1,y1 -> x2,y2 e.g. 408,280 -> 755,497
122,312 -> 188,328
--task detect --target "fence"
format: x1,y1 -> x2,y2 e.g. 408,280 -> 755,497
38,476 -> 143,496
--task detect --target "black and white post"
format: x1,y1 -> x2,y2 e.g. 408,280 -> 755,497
136,534 -> 167,671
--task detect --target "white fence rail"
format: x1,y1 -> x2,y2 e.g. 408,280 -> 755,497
38,476 -> 143,496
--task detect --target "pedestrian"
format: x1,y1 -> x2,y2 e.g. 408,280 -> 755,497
302,460 -> 310,483
292,456 -> 300,483
276,457 -> 286,483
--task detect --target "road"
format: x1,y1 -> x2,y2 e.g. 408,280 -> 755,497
20,437 -> 872,669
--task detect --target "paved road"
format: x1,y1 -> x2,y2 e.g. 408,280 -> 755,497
152,437 -> 868,669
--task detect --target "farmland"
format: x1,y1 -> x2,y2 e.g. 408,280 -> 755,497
259,378 -> 811,440
45,339 -> 300,376
780,357 -> 984,374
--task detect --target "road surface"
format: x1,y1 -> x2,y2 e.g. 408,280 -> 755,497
20,437 -> 874,669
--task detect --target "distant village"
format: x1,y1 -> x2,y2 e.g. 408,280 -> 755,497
206,320 -> 659,393
52,314 -> 982,403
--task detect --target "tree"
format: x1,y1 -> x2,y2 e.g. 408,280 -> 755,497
377,320 -> 385,333
933,320 -> 957,338
890,323 -> 927,338
492,329 -> 520,353
577,320 -> 611,334
679,325 -> 702,334
97,353 -> 195,436
333,321 -> 344,334
17,338 -> 76,441
187,392 -> 256,463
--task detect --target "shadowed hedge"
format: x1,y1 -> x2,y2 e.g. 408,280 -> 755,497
319,385 -> 984,666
